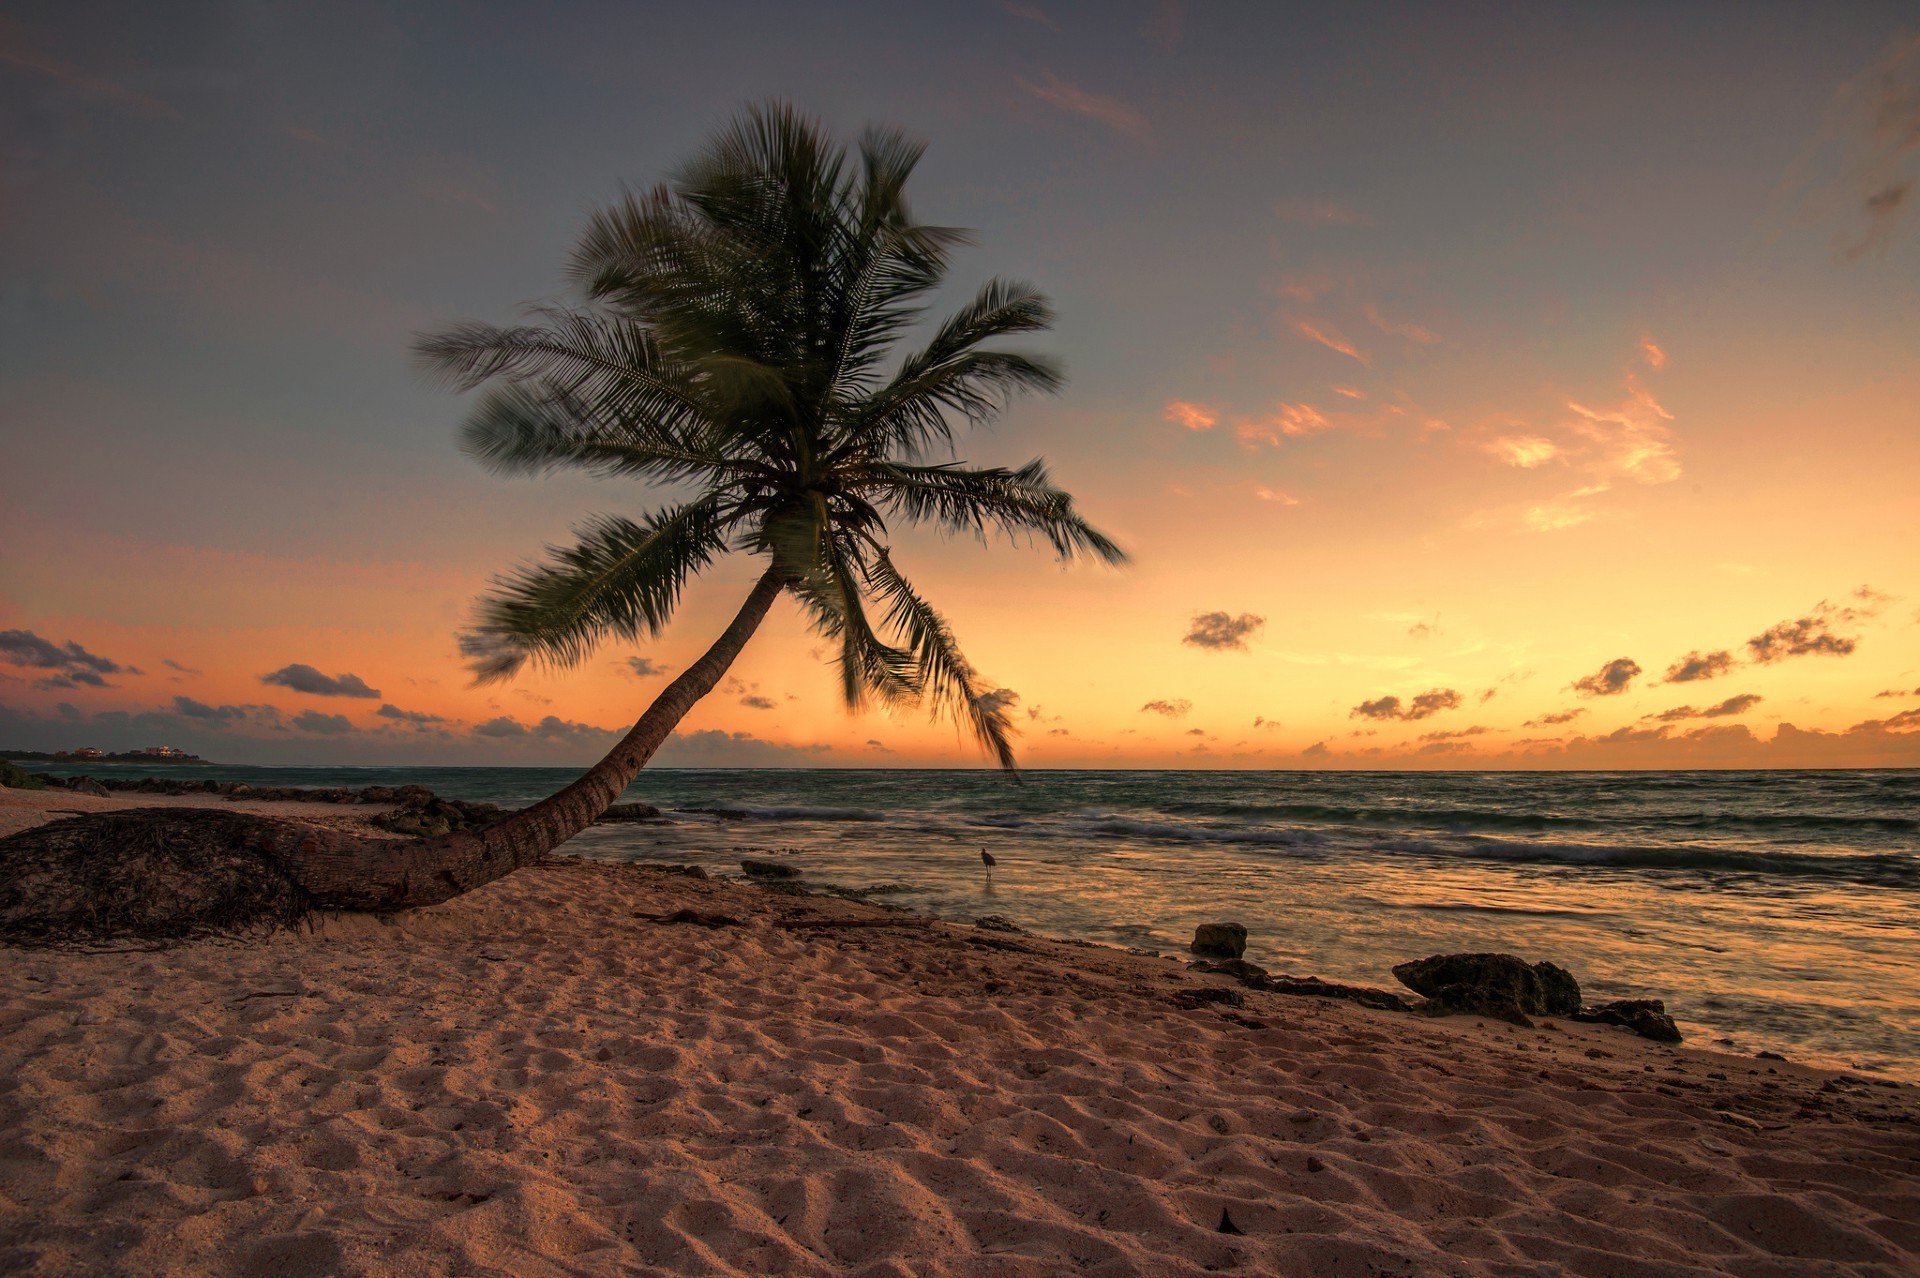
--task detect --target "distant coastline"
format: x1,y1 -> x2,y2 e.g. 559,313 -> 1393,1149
3,749 -> 210,766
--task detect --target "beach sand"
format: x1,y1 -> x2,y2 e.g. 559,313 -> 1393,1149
1,788 -> 1915,1276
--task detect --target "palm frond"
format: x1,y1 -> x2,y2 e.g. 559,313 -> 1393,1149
464,498 -> 729,683
856,459 -> 1128,565
864,548 -> 1017,770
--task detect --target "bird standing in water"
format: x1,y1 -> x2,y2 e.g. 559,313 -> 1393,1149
980,848 -> 997,884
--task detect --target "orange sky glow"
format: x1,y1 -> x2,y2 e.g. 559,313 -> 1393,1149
1,8 -> 1915,769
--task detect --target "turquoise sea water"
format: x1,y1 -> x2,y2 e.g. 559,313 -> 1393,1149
16,762 -> 1919,1080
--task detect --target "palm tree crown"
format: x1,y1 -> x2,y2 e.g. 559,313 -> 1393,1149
416,103 -> 1124,767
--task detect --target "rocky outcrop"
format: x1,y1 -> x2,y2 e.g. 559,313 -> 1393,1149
1573,998 -> 1683,1043
1392,952 -> 1584,1027
740,859 -> 799,878
1189,922 -> 1248,959
596,803 -> 662,821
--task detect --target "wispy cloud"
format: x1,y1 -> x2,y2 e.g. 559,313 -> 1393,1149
1141,698 -> 1192,717
1252,486 -> 1301,505
1019,72 -> 1149,140
1564,374 -> 1680,484
623,656 -> 667,678
1235,402 -> 1332,447
0,31 -> 176,118
1639,333 -> 1668,369
1163,400 -> 1218,431
1525,708 -> 1588,727
1001,2 -> 1060,31
1780,32 -> 1920,259
1362,304 -> 1440,345
1485,436 -> 1561,468
1290,318 -> 1369,364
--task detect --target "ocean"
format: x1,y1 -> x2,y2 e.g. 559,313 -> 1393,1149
16,763 -> 1919,1080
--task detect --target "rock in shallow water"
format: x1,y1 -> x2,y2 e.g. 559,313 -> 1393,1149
1190,921 -> 1248,959
1573,998 -> 1683,1043
740,859 -> 799,878
1392,952 -> 1585,1027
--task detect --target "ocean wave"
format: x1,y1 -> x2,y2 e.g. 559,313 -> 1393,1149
1158,800 -> 1605,832
1405,838 -> 1920,887
669,804 -> 887,823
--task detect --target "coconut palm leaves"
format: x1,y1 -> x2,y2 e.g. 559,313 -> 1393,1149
416,102 -> 1124,768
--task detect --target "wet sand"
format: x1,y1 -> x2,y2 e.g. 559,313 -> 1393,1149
0,788 -> 1915,1275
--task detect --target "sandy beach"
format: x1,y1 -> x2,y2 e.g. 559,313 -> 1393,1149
1,788 -> 1915,1276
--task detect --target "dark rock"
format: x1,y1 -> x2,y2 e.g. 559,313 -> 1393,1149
639,864 -> 709,879
358,786 -> 395,803
1172,986 -> 1245,1010
1189,957 -> 1269,982
596,802 -> 662,821
973,915 -> 1028,934
224,782 -> 252,796
1573,998 -> 1683,1043
0,761 -> 49,791
1254,974 -> 1410,1013
1190,922 -> 1248,959
1392,952 -> 1584,1026
1533,961 -> 1582,1016
740,859 -> 799,878
67,777 -> 110,798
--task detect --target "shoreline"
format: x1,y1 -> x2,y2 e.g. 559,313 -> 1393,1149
2,788 -> 1916,1274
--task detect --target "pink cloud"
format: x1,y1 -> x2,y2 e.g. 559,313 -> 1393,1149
1163,400 -> 1217,431
1291,319 -> 1369,364
1019,72 -> 1149,140
1362,304 -> 1440,345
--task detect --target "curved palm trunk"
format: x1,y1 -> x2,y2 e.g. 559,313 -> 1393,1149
270,566 -> 786,910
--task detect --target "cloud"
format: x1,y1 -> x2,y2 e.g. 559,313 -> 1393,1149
1019,72 -> 1149,139
1253,486 -> 1300,505
0,32 -> 177,118
1183,611 -> 1265,651
1274,198 -> 1370,226
1525,708 -> 1588,727
1407,621 -> 1436,640
1647,694 -> 1764,722
865,738 -> 894,753
623,657 -> 667,677
740,695 -> 777,710
291,710 -> 354,735
1419,726 -> 1489,741
974,688 -> 1021,715
1663,650 -> 1734,683
1349,688 -> 1462,721
1783,32 -> 1920,258
1235,402 -> 1332,447
529,716 -> 621,746
1485,436 -> 1561,468
161,658 -> 202,677
1362,304 -> 1440,344
654,729 -> 833,767
1570,658 -> 1641,697
1252,715 -> 1281,729
0,629 -> 133,686
1875,687 -> 1920,698
1001,2 -> 1059,31
1746,602 -> 1864,664
1332,386 -> 1366,400
1301,741 -> 1330,759
1140,699 -> 1192,717
1564,374 -> 1680,484
1164,401 -> 1217,431
1639,334 -> 1668,369
375,703 -> 446,725
1290,319 -> 1369,364
472,716 -> 527,738
260,663 -> 382,698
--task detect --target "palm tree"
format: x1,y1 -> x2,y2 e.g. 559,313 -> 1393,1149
347,102 -> 1122,905
0,103 -> 1123,930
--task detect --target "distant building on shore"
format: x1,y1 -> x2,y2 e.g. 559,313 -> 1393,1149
54,747 -> 105,760
141,746 -> 191,758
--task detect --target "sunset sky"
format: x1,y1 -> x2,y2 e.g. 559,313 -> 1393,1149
2,2 -> 1916,769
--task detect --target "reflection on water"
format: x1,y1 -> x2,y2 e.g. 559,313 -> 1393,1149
20,762 -> 1920,1079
